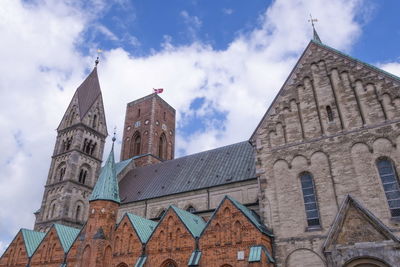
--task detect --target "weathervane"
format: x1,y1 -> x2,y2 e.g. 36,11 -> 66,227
308,14 -> 322,43
308,14 -> 318,30
112,126 -> 117,143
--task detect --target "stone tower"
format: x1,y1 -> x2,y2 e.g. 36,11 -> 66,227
34,65 -> 108,231
120,93 -> 175,166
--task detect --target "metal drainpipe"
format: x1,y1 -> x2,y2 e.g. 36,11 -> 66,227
206,189 -> 210,210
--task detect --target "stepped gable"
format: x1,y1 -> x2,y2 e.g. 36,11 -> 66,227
76,67 -> 102,119
119,141 -> 256,203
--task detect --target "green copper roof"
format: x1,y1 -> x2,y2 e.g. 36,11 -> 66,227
134,255 -> 147,267
21,229 -> 46,257
226,196 -> 273,237
171,206 -> 206,238
248,245 -> 275,263
188,250 -> 202,266
126,213 -> 157,243
53,224 -> 80,253
89,144 -> 120,203
115,158 -> 133,175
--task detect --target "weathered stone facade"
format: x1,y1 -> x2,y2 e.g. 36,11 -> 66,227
251,40 -> 400,266
34,68 -> 108,231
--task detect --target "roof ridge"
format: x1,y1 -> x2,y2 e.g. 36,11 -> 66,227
170,205 -> 206,238
134,141 -> 252,170
126,213 -> 158,243
311,40 -> 400,82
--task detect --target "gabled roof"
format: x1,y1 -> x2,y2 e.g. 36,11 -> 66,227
126,213 -> 157,243
250,39 -> 400,140
76,67 -> 102,119
119,141 -> 256,203
200,195 -> 273,238
21,229 -> 46,258
53,224 -> 81,253
89,144 -> 120,204
323,195 -> 400,251
226,196 -> 273,237
170,206 -> 206,238
115,158 -> 134,175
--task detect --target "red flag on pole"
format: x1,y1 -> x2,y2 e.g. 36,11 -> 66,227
153,88 -> 164,94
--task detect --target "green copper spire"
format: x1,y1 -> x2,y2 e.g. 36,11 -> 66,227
89,139 -> 120,204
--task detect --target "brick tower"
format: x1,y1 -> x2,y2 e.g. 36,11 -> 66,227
120,93 -> 175,166
76,141 -> 120,267
34,65 -> 107,231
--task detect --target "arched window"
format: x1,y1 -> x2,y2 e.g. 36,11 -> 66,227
79,168 -> 88,184
300,172 -> 321,227
76,205 -> 81,221
326,105 -> 334,122
158,133 -> 167,160
234,221 -> 242,243
137,108 -> 141,118
103,246 -> 112,267
376,158 -> 400,218
92,114 -> 98,129
81,245 -> 91,266
163,111 -> 166,121
50,203 -> 56,218
186,205 -> 196,213
161,259 -> 178,267
130,132 -> 141,157
68,111 -> 76,126
59,167 -> 66,181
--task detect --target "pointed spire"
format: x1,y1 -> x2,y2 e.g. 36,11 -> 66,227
89,141 -> 120,204
308,14 -> 322,43
76,67 -> 102,119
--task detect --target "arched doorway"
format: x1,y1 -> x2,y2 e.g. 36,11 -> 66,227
345,257 -> 390,267
220,265 -> 233,267
116,263 -> 128,267
161,259 -> 178,267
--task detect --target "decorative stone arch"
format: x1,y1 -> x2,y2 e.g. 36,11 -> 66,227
160,259 -> 178,267
81,245 -> 91,266
47,199 -> 58,219
74,200 -> 85,222
344,257 -> 390,267
78,163 -> 91,185
54,162 -> 66,182
285,248 -> 326,267
116,263 -> 129,267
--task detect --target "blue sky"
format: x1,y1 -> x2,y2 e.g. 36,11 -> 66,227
0,0 -> 400,254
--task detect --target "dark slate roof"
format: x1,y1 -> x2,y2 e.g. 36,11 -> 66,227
76,67 -> 102,119
119,141 -> 256,203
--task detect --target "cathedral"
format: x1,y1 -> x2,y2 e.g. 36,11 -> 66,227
1,30 -> 400,267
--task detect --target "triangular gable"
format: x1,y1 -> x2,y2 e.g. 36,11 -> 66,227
200,195 -> 272,237
125,213 -> 157,243
250,39 -> 400,140
21,229 -> 46,258
170,206 -> 206,238
323,195 -> 400,251
53,224 -> 81,253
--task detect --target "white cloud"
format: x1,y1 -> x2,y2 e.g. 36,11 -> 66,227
222,8 -> 234,15
180,10 -> 202,40
379,62 -> 400,77
0,0 -> 371,251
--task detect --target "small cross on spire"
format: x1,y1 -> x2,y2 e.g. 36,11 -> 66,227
308,14 -> 322,43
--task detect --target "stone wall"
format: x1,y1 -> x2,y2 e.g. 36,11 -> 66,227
252,41 -> 400,266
